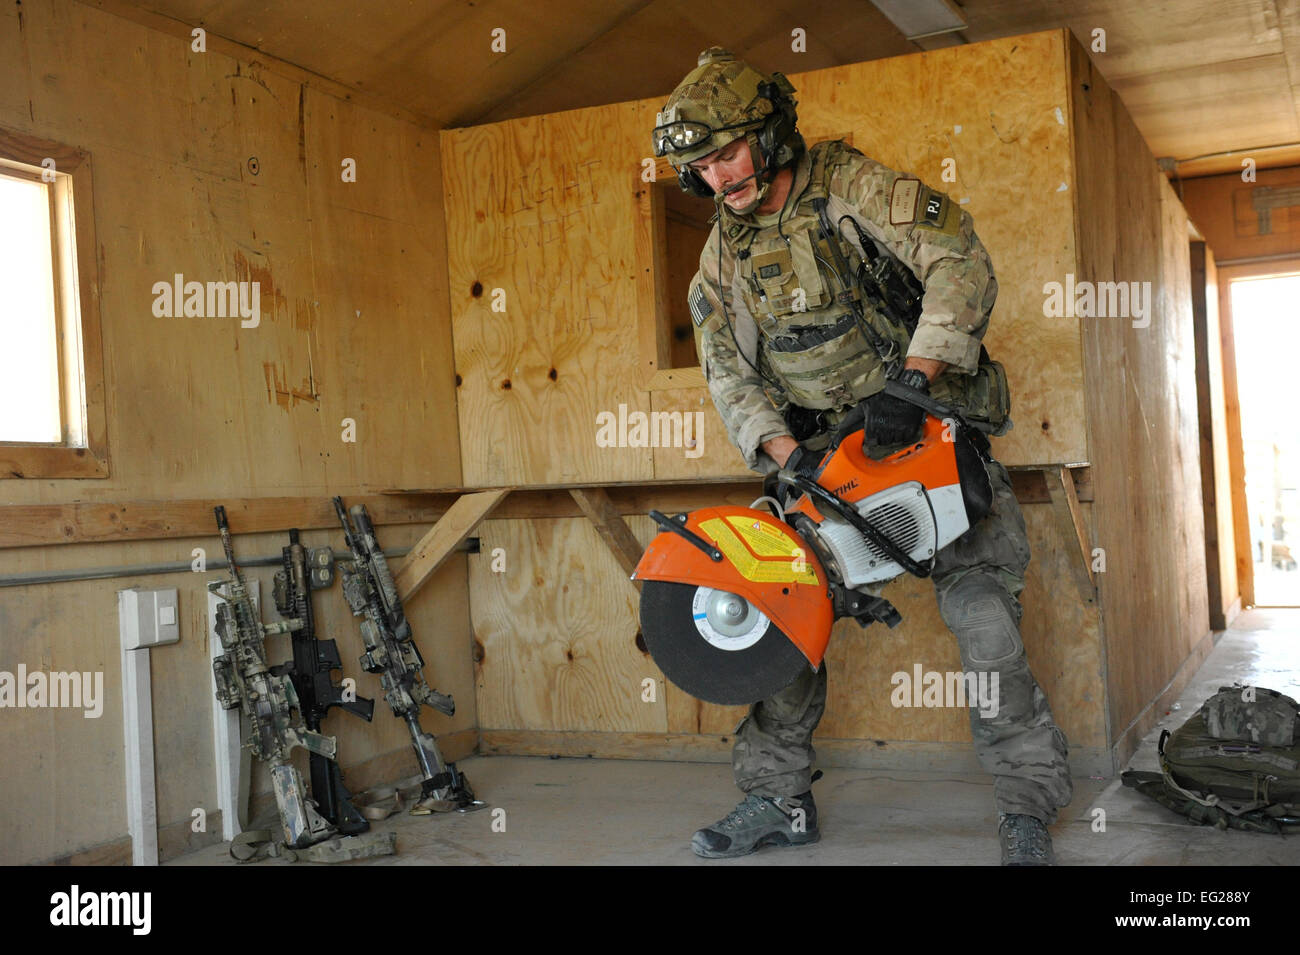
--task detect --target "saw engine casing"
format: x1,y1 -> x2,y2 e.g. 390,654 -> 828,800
786,416 -> 993,589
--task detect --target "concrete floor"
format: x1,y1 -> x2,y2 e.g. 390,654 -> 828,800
174,608 -> 1300,866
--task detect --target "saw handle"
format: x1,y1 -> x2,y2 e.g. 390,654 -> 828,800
647,510 -> 723,563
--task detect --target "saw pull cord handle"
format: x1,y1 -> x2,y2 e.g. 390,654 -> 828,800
779,472 -> 933,579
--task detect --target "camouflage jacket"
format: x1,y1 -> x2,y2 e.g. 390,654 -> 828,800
691,139 -> 999,472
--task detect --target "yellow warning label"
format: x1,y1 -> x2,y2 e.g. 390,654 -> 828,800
724,515 -> 799,558
700,517 -> 818,585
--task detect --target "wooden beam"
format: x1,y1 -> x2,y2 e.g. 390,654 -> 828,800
1191,241 -> 1235,630
394,489 -> 510,602
568,487 -> 645,590
0,467 -> 1093,550
1216,267 -> 1254,608
1008,465 -> 1092,504
1046,465 -> 1096,604
0,495 -> 450,550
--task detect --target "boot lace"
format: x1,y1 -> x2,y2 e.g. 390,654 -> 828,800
721,794 -> 777,830
1002,814 -> 1051,860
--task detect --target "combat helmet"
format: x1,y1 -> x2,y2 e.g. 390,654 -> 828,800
653,47 -> 803,202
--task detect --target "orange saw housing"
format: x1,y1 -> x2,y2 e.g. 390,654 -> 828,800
633,506 -> 834,667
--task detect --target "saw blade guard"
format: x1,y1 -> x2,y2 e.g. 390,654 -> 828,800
633,506 -> 833,668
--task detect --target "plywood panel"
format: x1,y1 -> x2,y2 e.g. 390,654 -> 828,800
1112,55 -> 1299,167
442,105 -> 646,487
649,388 -> 750,481
1070,34 -> 1210,745
470,516 -> 666,733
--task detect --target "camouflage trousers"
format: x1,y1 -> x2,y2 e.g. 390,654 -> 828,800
733,460 -> 1074,824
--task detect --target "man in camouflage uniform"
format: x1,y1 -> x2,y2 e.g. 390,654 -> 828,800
652,48 -> 1073,865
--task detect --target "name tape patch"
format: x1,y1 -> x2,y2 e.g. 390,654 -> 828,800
889,178 -> 921,225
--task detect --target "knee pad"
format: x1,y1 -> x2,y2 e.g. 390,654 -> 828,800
943,583 -> 1024,668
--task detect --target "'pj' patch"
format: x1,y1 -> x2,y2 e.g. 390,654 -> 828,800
914,186 -> 959,234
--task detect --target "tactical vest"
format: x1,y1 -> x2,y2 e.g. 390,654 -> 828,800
713,143 -> 1011,434
717,146 -> 908,414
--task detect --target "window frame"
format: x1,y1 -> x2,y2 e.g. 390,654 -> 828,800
0,126 -> 109,479
635,155 -> 706,392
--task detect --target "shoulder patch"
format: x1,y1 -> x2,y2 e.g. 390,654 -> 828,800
914,186 -> 960,235
689,282 -> 714,327
889,178 -> 921,225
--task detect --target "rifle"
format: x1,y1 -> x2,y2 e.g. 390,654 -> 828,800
333,496 -> 482,811
208,506 -> 337,848
270,529 -> 375,834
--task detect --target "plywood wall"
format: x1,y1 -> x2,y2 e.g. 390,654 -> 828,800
0,0 -> 471,864
471,501 -> 1110,775
1068,34 -> 1211,762
442,30 -> 1091,488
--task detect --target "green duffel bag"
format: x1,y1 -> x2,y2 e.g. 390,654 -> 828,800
1122,685 -> 1300,833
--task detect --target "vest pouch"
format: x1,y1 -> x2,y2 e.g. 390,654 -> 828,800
764,317 -> 886,411
930,357 -> 1011,434
748,246 -> 799,315
786,231 -> 830,309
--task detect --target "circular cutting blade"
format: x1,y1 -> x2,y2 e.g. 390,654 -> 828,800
640,580 -> 811,705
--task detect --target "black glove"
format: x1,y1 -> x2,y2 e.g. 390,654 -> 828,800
763,444 -> 819,508
783,444 -> 819,479
865,368 -> 930,446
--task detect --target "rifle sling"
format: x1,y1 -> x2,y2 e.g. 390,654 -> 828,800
229,828 -> 396,864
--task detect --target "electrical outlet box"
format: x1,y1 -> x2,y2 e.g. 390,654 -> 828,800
119,588 -> 181,649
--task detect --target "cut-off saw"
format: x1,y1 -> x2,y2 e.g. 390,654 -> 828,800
633,382 -> 997,705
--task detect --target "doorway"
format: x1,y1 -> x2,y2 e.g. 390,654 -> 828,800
1230,272 -> 1300,606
